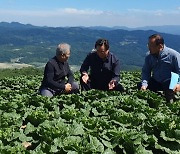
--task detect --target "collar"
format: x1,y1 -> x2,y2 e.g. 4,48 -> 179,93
54,56 -> 64,64
158,44 -> 167,58
96,52 -> 110,62
151,44 -> 166,58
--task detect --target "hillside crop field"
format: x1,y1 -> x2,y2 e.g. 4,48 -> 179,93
0,71 -> 180,153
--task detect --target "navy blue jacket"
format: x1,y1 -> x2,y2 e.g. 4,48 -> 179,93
41,56 -> 74,91
80,51 -> 120,90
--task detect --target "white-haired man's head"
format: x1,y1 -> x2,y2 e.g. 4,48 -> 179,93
56,43 -> 71,62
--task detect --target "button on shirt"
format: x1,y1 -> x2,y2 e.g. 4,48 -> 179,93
80,51 -> 120,90
142,45 -> 180,87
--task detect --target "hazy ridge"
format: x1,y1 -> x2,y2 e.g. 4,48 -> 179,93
0,22 -> 180,70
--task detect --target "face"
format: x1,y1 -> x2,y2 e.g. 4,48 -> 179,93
147,38 -> 161,55
96,44 -> 109,59
58,51 -> 70,62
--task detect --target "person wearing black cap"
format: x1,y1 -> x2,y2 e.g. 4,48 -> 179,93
80,38 -> 124,91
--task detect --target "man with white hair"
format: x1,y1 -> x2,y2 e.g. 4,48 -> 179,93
39,43 -> 79,97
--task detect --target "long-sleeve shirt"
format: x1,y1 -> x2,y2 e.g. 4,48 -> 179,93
41,56 -> 74,91
80,51 -> 120,90
141,45 -> 180,87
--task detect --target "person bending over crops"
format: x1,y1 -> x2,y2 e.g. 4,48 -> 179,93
39,43 -> 79,97
80,38 -> 124,92
139,34 -> 180,103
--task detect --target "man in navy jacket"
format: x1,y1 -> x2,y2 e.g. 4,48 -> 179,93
40,43 -> 79,97
80,38 -> 124,91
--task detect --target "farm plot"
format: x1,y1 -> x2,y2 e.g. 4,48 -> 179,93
0,72 -> 180,153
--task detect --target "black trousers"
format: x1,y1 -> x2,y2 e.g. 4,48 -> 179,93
40,82 -> 79,97
137,78 -> 174,102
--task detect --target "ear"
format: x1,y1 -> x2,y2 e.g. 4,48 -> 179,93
159,44 -> 164,50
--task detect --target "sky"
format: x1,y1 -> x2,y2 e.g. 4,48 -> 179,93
0,0 -> 180,28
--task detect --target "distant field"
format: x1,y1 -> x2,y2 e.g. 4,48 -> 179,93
0,62 -> 32,69
70,65 -> 80,72
0,62 -> 80,73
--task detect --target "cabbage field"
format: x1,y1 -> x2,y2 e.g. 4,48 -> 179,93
0,71 -> 180,154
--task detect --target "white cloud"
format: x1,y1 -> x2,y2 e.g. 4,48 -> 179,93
0,8 -> 180,27
0,8 -> 104,17
63,8 -> 103,15
127,8 -> 180,15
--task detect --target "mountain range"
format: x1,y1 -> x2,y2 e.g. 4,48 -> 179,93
87,25 -> 180,35
0,22 -> 180,70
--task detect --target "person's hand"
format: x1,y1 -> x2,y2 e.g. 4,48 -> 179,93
82,72 -> 89,83
173,84 -> 180,92
65,83 -> 72,93
108,80 -> 116,90
141,86 -> 147,91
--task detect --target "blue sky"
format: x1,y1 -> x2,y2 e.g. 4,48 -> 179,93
0,0 -> 180,27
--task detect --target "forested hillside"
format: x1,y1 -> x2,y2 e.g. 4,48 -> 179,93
0,22 -> 180,70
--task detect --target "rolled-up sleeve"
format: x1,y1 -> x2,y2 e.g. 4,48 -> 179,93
141,56 -> 151,87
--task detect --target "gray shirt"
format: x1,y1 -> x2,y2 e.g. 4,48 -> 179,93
141,45 -> 180,87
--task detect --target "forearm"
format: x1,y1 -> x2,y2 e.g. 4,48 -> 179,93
113,59 -> 120,82
141,64 -> 151,87
141,70 -> 150,87
46,77 -> 65,90
80,54 -> 90,74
